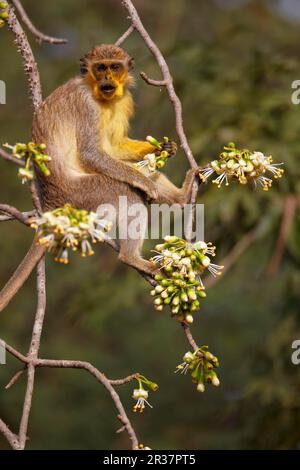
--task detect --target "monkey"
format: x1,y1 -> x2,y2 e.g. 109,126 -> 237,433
32,44 -> 197,272
0,44 -> 197,312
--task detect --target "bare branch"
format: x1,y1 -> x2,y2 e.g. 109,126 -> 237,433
0,240 -> 46,313
11,0 -> 67,44
267,194 -> 298,275
115,24 -> 135,46
120,0 -> 198,170
0,148 -> 25,166
0,418 -> 20,449
140,71 -> 167,87
6,3 -> 42,110
0,204 -> 31,225
182,324 -> 198,352
5,367 -> 26,390
0,210 -> 36,222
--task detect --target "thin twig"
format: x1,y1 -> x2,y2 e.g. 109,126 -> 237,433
140,71 -> 167,87
0,210 -> 36,222
267,194 -> 298,274
11,0 -> 67,44
115,24 -> 135,46
0,148 -> 25,166
5,367 -> 26,390
120,0 -> 198,170
0,204 -> 31,225
182,324 -> 198,352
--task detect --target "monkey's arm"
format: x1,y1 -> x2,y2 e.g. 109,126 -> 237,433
117,138 -> 156,161
117,138 -> 177,162
77,128 -> 158,200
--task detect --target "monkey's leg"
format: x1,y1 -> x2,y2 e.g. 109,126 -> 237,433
150,168 -> 197,206
117,193 -> 157,276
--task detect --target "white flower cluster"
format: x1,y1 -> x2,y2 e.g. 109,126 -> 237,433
135,136 -> 173,173
175,347 -> 220,393
199,143 -> 284,191
150,236 -> 223,324
30,204 -> 112,264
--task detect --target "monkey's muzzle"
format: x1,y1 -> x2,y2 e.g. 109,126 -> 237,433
100,82 -> 117,96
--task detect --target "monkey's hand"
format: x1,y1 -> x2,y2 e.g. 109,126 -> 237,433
157,139 -> 177,157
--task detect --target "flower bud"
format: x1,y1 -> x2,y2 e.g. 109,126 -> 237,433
193,241 -> 207,251
212,376 -> 220,387
201,256 -> 211,267
185,314 -> 194,324
197,383 -> 205,393
164,235 -> 179,243
146,135 -> 160,148
183,351 -> 194,363
161,289 -> 169,299
155,285 -> 164,294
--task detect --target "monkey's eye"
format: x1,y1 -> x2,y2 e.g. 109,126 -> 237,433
111,63 -> 122,72
96,63 -> 106,72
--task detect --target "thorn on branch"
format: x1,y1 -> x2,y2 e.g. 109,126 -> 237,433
11,0 -> 67,44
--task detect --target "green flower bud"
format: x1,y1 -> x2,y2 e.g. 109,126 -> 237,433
0,18 -> 5,27
0,2 -> 8,8
187,288 -> 197,301
164,265 -> 173,273
183,351 -> 194,363
201,256 -> 211,267
156,160 -> 165,169
0,11 -> 8,19
154,274 -> 163,281
172,296 -> 180,306
155,285 -> 164,294
197,290 -> 206,298
185,314 -> 194,324
212,375 -> 220,387
146,135 -> 161,148
155,243 -> 165,252
161,289 -> 169,299
164,235 -> 179,243
180,291 -> 188,302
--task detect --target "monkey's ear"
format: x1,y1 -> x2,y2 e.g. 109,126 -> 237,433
128,57 -> 135,71
79,55 -> 88,75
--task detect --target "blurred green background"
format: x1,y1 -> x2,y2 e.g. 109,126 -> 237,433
1,0 -> 300,450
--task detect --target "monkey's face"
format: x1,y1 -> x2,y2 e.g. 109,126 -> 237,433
88,59 -> 133,101
81,45 -> 135,102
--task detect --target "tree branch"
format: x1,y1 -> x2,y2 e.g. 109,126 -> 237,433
6,2 -> 42,110
11,0 -> 67,44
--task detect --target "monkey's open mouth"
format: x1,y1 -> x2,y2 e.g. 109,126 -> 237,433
100,84 -> 116,93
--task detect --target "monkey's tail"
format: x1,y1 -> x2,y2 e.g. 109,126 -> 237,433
0,240 -> 46,313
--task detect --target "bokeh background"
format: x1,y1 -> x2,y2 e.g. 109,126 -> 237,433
1,0 -> 300,450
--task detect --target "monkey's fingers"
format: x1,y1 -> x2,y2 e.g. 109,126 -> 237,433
160,140 -> 177,157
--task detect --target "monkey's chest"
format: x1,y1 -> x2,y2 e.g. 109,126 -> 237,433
98,102 -> 129,157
